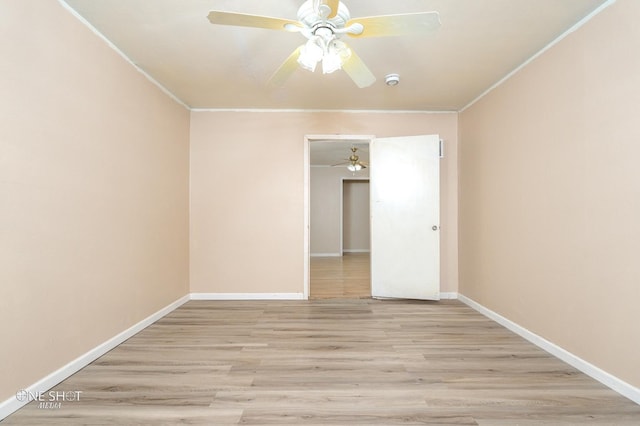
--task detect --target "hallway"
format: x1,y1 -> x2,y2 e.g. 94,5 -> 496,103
310,253 -> 370,299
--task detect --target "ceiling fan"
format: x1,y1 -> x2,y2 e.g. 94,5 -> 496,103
207,0 -> 440,88
333,146 -> 368,171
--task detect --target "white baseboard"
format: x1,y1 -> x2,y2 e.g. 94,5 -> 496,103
439,292 -> 458,300
190,293 -> 304,300
0,294 -> 190,420
310,253 -> 342,257
342,249 -> 370,253
457,293 -> 640,405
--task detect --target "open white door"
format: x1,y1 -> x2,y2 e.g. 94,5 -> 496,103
370,135 -> 440,300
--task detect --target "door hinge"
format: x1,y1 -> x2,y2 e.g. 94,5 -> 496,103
439,139 -> 444,158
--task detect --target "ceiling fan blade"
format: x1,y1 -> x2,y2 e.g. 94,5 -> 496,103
268,46 -> 303,87
321,0 -> 340,18
342,49 -> 376,88
208,11 -> 302,31
313,0 -> 340,19
346,12 -> 440,38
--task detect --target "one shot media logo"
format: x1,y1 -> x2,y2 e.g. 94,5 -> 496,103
16,390 -> 82,409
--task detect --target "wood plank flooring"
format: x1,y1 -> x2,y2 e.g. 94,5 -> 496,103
4,299 -> 640,425
310,253 -> 370,299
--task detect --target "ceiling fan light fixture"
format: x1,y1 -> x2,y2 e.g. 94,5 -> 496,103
322,40 -> 351,74
298,38 -> 324,71
322,52 -> 341,74
347,163 -> 363,172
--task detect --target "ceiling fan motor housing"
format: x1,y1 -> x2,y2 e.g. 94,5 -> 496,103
298,0 -> 350,31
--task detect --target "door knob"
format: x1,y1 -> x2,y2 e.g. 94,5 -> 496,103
432,225 -> 439,231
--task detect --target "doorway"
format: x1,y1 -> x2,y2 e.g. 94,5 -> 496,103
342,179 -> 370,255
304,134 -> 441,300
306,136 -> 373,299
309,177 -> 371,299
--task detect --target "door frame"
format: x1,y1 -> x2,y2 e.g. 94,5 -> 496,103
304,134 -> 375,300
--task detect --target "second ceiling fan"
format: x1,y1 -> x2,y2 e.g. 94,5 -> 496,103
333,147 -> 368,172
208,0 -> 440,88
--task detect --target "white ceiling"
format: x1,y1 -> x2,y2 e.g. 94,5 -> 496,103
61,0 -> 608,111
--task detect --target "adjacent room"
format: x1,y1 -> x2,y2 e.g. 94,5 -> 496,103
309,140 -> 373,299
2,0 -> 639,423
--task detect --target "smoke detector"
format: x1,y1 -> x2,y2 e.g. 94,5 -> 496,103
385,73 -> 400,86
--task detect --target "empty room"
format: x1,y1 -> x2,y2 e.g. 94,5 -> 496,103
2,0 -> 639,424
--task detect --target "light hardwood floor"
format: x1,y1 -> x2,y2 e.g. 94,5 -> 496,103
310,253 -> 371,299
4,298 -> 640,425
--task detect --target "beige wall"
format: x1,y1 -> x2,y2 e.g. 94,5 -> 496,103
310,167 -> 370,255
459,0 -> 640,388
190,111 -> 458,294
0,0 -> 190,401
